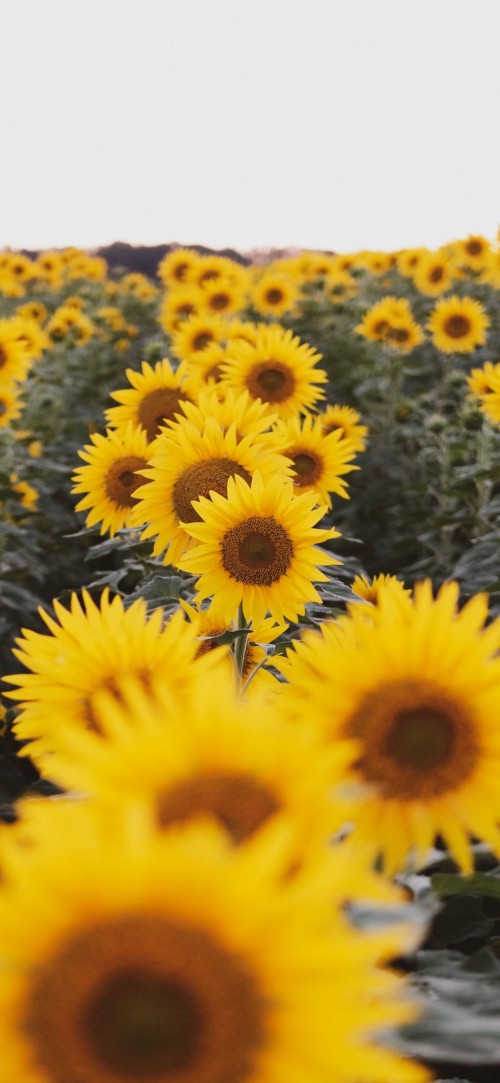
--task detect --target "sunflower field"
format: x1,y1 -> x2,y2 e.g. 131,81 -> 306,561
1,237 -> 500,1082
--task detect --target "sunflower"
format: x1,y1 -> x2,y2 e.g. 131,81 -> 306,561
386,314 -> 424,353
178,471 -> 340,624
105,359 -> 197,443
221,324 -> 327,419
183,342 -> 229,390
0,383 -> 24,428
326,268 -> 358,302
453,234 -> 491,272
396,248 -> 428,277
157,247 -> 200,286
467,361 -> 500,423
158,285 -> 204,335
3,594 -> 228,771
0,320 -> 32,383
222,318 -> 260,347
413,251 -> 454,296
193,253 -> 248,289
355,297 -> 414,343
47,306 -> 95,346
118,273 -> 158,300
72,423 -> 151,536
168,387 -> 278,444
272,414 -> 359,505
134,416 -> 291,567
41,671 -> 348,858
198,278 -> 247,318
250,273 -> 299,318
15,301 -> 48,323
172,312 -> 227,361
10,316 -> 49,362
428,295 -> 490,353
279,580 -> 500,874
0,802 -> 427,1083
348,573 -> 412,618
319,404 -> 368,451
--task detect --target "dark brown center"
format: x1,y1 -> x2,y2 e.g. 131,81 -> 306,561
138,388 -> 192,442
104,455 -> 149,507
221,515 -> 293,585
443,314 -> 471,339
173,459 -> 252,523
156,771 -> 280,842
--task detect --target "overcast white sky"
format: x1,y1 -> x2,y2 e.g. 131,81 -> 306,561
1,0 -> 500,254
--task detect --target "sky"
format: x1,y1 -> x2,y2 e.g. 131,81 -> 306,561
2,0 -> 500,255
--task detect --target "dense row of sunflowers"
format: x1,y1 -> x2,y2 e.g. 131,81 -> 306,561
1,236 -> 500,1082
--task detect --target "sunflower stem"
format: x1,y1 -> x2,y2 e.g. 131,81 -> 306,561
233,605 -> 251,681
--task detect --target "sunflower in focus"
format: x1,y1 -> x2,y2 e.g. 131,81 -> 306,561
0,801 -> 427,1083
105,359 -> 197,443
134,416 -> 291,567
467,361 -> 500,424
221,324 -> 327,419
250,273 -> 299,318
319,404 -> 368,451
428,295 -> 490,353
273,413 -> 359,505
280,580 -> 500,873
178,471 -> 339,624
72,423 -> 151,536
413,251 -> 454,296
4,595 -> 227,770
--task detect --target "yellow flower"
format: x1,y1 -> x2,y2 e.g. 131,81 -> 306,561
0,805 -> 427,1083
9,474 -> 38,511
47,306 -> 95,346
355,297 -> 414,343
172,312 -> 227,361
273,413 -> 359,505
10,316 -> 49,362
386,314 -> 424,353
250,273 -> 299,317
280,580 -> 500,874
319,404 -> 368,451
467,361 -> 500,423
105,359 -> 197,443
428,295 -> 490,353
221,324 -> 327,419
0,383 -> 24,428
158,284 -> 204,334
0,320 -> 32,383
134,416 -> 291,567
4,594 -> 226,771
412,251 -> 455,296
198,278 -> 247,317
178,471 -> 340,624
41,670 -> 348,858
72,423 -> 151,536
396,248 -> 429,277
157,246 -> 201,286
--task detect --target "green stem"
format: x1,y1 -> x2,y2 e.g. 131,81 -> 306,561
232,604 -> 251,681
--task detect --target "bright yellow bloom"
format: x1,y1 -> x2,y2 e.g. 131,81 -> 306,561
134,416 -> 291,567
467,361 -> 500,423
0,804 -> 427,1083
319,404 -> 368,451
273,413 -> 359,505
0,383 -> 24,427
158,284 -> 204,334
47,306 -> 95,346
428,295 -> 490,353
72,423 -> 151,536
105,358 -> 197,443
178,471 -> 340,624
221,324 -> 327,419
4,593 -> 227,771
172,312 -> 227,361
251,273 -> 299,317
279,580 -> 500,874
157,246 -> 201,286
413,251 -> 455,296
